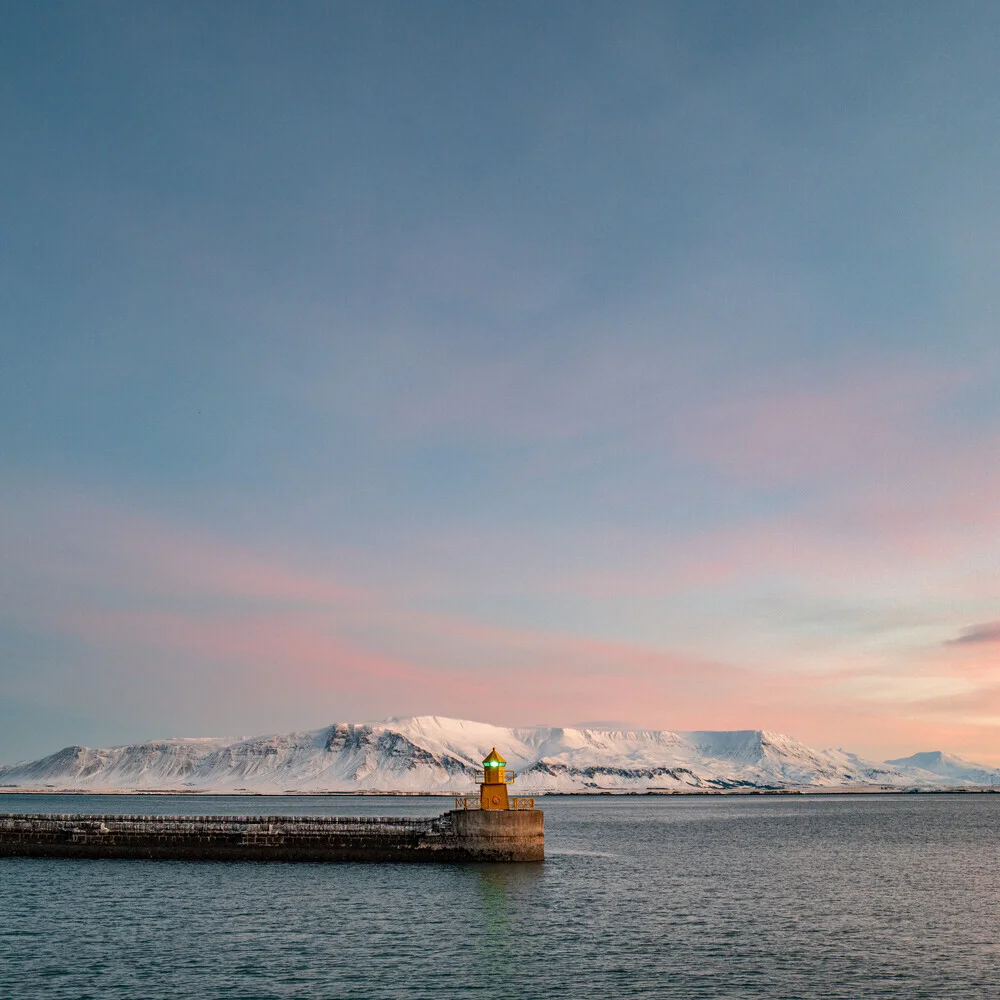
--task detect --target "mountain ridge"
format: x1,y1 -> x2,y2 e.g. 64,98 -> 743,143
2,716 -> 998,792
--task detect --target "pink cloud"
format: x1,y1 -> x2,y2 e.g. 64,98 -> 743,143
2,488 -> 772,730
671,362 -> 974,483
5,479 -> 1000,764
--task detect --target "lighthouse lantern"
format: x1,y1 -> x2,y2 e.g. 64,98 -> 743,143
480,747 -> 512,810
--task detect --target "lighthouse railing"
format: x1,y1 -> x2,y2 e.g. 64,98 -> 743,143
453,796 -> 535,811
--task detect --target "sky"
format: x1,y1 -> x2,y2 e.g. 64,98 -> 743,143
2,1 -> 1000,765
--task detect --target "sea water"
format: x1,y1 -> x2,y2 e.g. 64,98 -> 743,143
2,793 -> 999,999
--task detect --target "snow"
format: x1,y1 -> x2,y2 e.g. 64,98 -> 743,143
885,750 -> 1000,786
2,716 -> 997,793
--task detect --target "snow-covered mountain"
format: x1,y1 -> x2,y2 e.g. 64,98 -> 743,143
0,716 -> 995,793
885,750 -> 1000,787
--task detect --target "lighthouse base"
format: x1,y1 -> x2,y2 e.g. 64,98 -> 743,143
448,807 -> 544,861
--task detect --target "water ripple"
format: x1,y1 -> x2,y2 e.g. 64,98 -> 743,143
2,794 -> 999,998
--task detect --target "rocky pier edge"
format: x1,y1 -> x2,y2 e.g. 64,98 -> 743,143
0,808 -> 544,863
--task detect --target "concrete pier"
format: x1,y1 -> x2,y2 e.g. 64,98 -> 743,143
0,809 -> 544,863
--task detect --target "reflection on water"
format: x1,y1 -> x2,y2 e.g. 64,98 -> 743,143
473,867 -> 513,980
470,862 -> 545,974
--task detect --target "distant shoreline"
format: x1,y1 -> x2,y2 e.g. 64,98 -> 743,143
2,787 -> 998,797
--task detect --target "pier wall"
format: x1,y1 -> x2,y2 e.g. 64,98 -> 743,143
450,808 -> 544,861
0,809 -> 543,863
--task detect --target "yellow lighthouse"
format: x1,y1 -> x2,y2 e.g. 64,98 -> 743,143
454,748 -> 534,813
479,747 -> 513,810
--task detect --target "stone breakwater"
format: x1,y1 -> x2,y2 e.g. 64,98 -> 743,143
0,809 -> 544,862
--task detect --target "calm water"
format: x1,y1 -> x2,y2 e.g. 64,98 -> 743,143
2,793 -> 999,999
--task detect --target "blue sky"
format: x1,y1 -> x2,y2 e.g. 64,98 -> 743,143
3,2 -> 1000,763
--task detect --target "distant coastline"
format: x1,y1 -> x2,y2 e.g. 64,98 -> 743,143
3,786 -> 999,797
